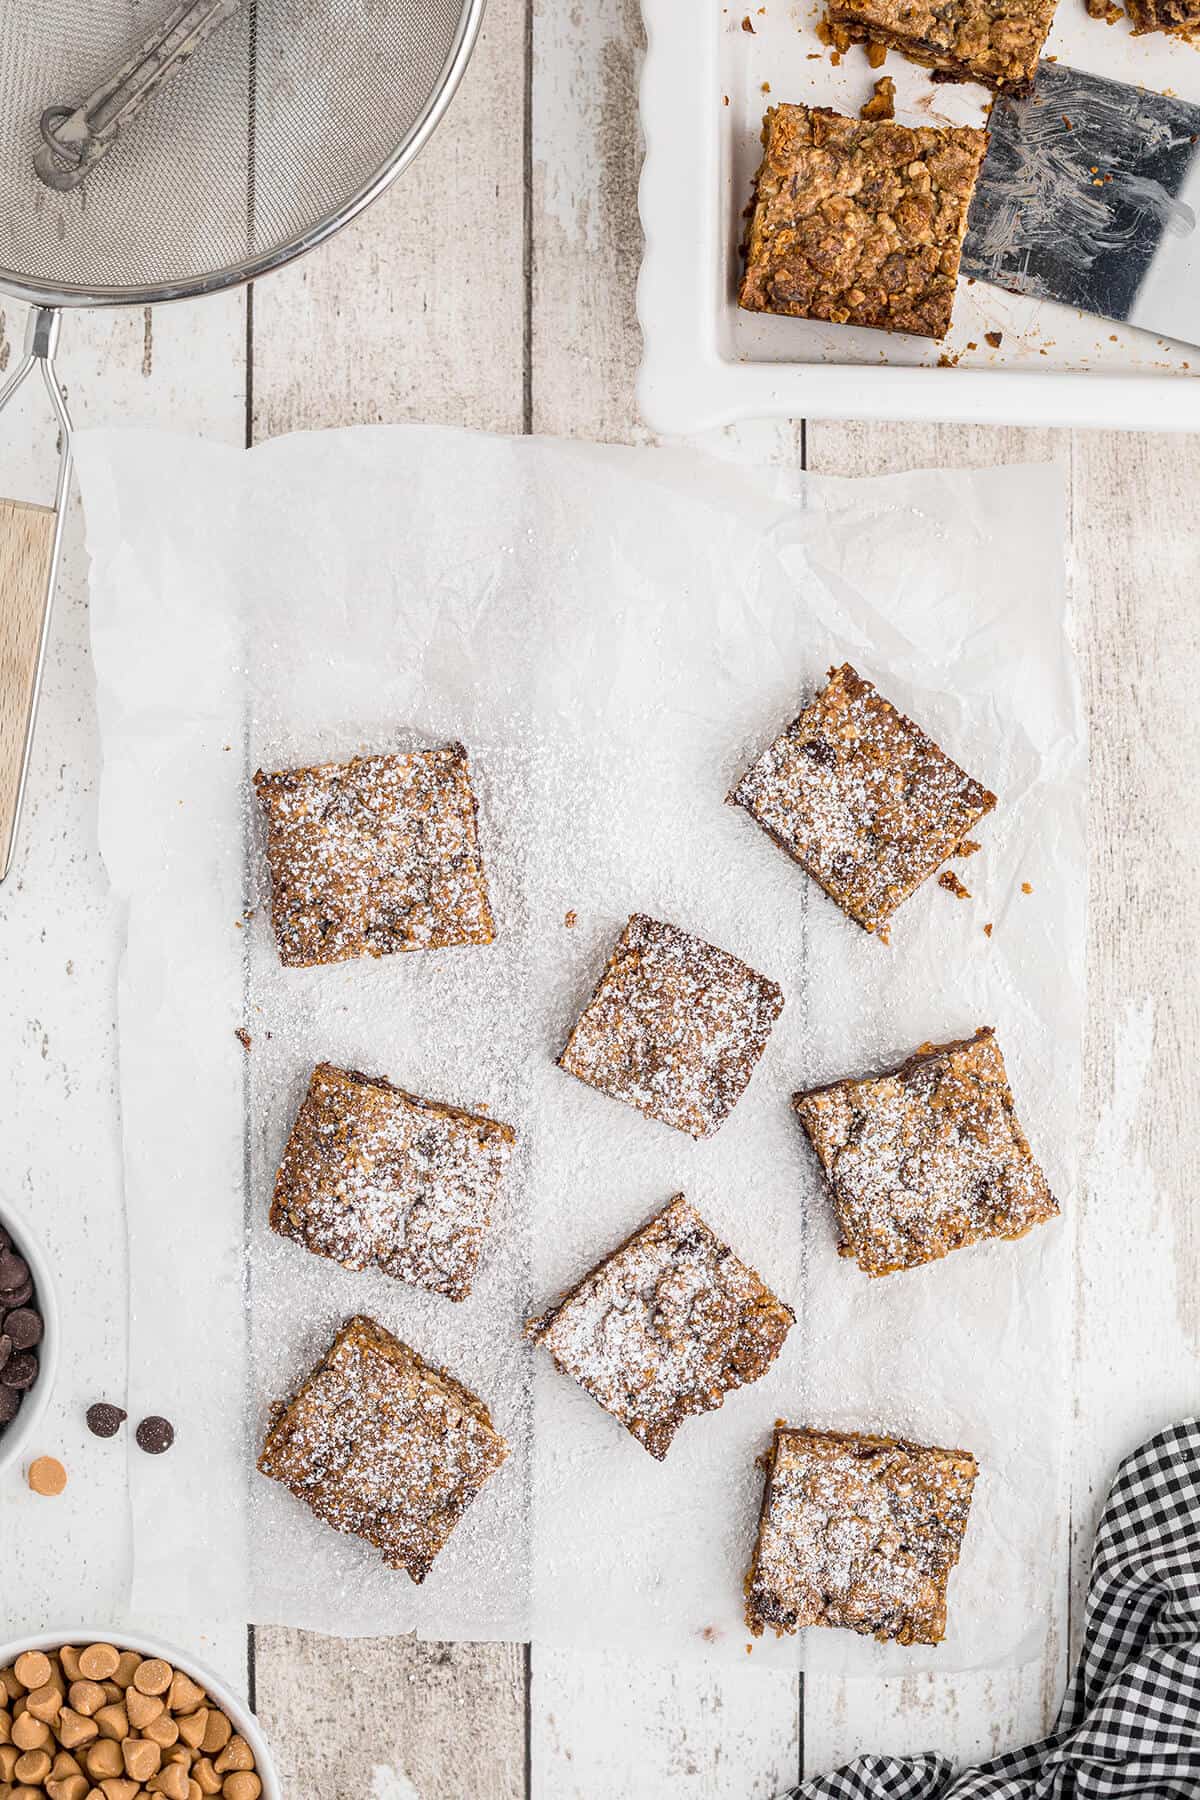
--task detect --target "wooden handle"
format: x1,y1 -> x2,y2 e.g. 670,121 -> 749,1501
0,497 -> 58,880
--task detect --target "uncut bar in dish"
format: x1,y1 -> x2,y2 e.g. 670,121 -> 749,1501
258,1315 -> 508,1582
739,106 -> 987,341
558,913 -> 784,1139
825,0 -> 1057,94
253,742 -> 494,968
271,1062 -> 516,1301
728,663 -> 996,941
794,1027 -> 1058,1277
745,1425 -> 978,1644
526,1195 -> 794,1459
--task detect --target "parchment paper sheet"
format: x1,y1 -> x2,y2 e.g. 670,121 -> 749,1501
77,424 -> 1084,1671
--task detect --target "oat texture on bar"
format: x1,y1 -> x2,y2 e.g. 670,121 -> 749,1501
730,663 -> 996,939
258,1315 -> 509,1582
253,742 -> 494,968
794,1027 -> 1058,1276
527,1195 -> 795,1459
558,913 -> 784,1139
746,1425 -> 978,1644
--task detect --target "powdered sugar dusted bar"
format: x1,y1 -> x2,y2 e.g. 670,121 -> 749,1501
728,664 -> 996,941
271,1063 -> 516,1301
253,742 -> 495,968
257,1315 -> 508,1583
746,1426 -> 978,1644
794,1027 -> 1057,1277
558,913 -> 784,1139
526,1194 -> 795,1459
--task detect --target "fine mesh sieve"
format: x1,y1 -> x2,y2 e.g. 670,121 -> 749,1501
0,0 -> 485,878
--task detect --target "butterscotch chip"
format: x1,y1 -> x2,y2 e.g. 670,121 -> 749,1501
13,1653 -> 51,1692
112,1655 -> 141,1692
199,1711 -> 232,1756
1,1670 -> 23,1701
150,1765 -> 190,1800
145,1713 -> 179,1748
213,1736 -> 253,1774
254,743 -> 496,968
192,1757 -> 222,1794
132,1660 -> 172,1698
794,1028 -> 1058,1275
745,1425 -> 978,1643
258,1314 -> 509,1583
78,1648 -> 119,1684
12,1711 -> 50,1749
50,1750 -> 84,1778
58,1650 -> 82,1683
100,1682 -> 122,1704
69,1682 -> 107,1719
85,1739 -> 124,1779
100,1779 -> 141,1800
271,1063 -> 516,1301
176,1711 -> 208,1751
0,1744 -> 17,1779
28,1454 -> 67,1496
188,1780 -> 205,1800
558,913 -> 784,1139
27,1681 -> 64,1721
0,1706 -> 10,1743
730,666 -> 996,939
47,1775 -> 89,1800
123,1736 -> 161,1780
92,1704 -> 128,1741
14,1746 -> 51,1782
223,1776 -> 262,1800
166,1675 -> 205,1718
125,1689 -> 164,1729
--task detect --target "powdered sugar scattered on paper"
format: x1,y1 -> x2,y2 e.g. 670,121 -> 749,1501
78,426 -> 1083,1671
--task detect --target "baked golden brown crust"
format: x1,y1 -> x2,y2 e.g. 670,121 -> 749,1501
729,663 -> 996,940
270,1063 -> 516,1301
738,105 -> 987,341
557,914 -> 784,1139
253,742 -> 495,968
1125,0 -> 1200,32
827,0 -> 1058,92
745,1425 -> 978,1644
257,1315 -> 508,1583
526,1195 -> 794,1459
793,1027 -> 1058,1276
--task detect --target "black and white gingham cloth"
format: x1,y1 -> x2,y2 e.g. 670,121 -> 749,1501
787,1420 -> 1200,1800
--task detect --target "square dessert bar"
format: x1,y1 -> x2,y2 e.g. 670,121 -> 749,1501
729,663 -> 996,940
271,1063 -> 516,1301
794,1026 -> 1058,1276
558,913 -> 784,1139
253,742 -> 495,968
826,0 -> 1058,93
258,1315 -> 508,1582
746,1425 -> 978,1643
739,106 -> 988,341
527,1195 -> 794,1460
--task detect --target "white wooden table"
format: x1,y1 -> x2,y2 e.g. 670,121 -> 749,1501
2,0 -> 1199,1793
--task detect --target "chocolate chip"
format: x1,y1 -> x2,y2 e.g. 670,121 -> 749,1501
0,1385 -> 19,1423
2,1277 -> 32,1308
0,1250 -> 28,1292
3,1352 -> 38,1390
4,1307 -> 42,1350
87,1401 -> 128,1439
136,1415 -> 175,1454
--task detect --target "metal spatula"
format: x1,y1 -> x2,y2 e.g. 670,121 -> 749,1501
962,60 -> 1200,347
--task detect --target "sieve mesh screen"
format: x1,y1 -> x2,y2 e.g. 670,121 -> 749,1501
0,0 -> 475,304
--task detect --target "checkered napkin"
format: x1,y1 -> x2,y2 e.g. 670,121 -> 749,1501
786,1420 -> 1200,1800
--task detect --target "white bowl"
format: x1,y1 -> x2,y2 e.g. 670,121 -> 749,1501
0,1627 -> 282,1798
0,1200 -> 59,1478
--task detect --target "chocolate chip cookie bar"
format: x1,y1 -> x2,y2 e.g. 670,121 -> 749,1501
258,1315 -> 508,1582
729,664 -> 996,940
558,914 -> 784,1139
271,1063 -> 516,1301
253,742 -> 494,968
826,0 -> 1058,93
526,1194 -> 794,1459
793,1027 -> 1058,1276
746,1425 -> 978,1643
739,105 -> 988,340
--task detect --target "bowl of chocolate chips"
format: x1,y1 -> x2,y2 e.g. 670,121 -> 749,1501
0,1203 -> 58,1475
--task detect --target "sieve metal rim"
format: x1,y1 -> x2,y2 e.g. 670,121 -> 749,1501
0,0 -> 488,310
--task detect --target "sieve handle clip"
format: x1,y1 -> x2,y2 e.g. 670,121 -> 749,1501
34,0 -> 249,192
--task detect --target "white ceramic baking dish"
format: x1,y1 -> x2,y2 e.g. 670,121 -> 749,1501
637,0 -> 1200,431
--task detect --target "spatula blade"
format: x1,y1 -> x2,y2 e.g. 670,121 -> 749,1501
961,61 -> 1200,348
